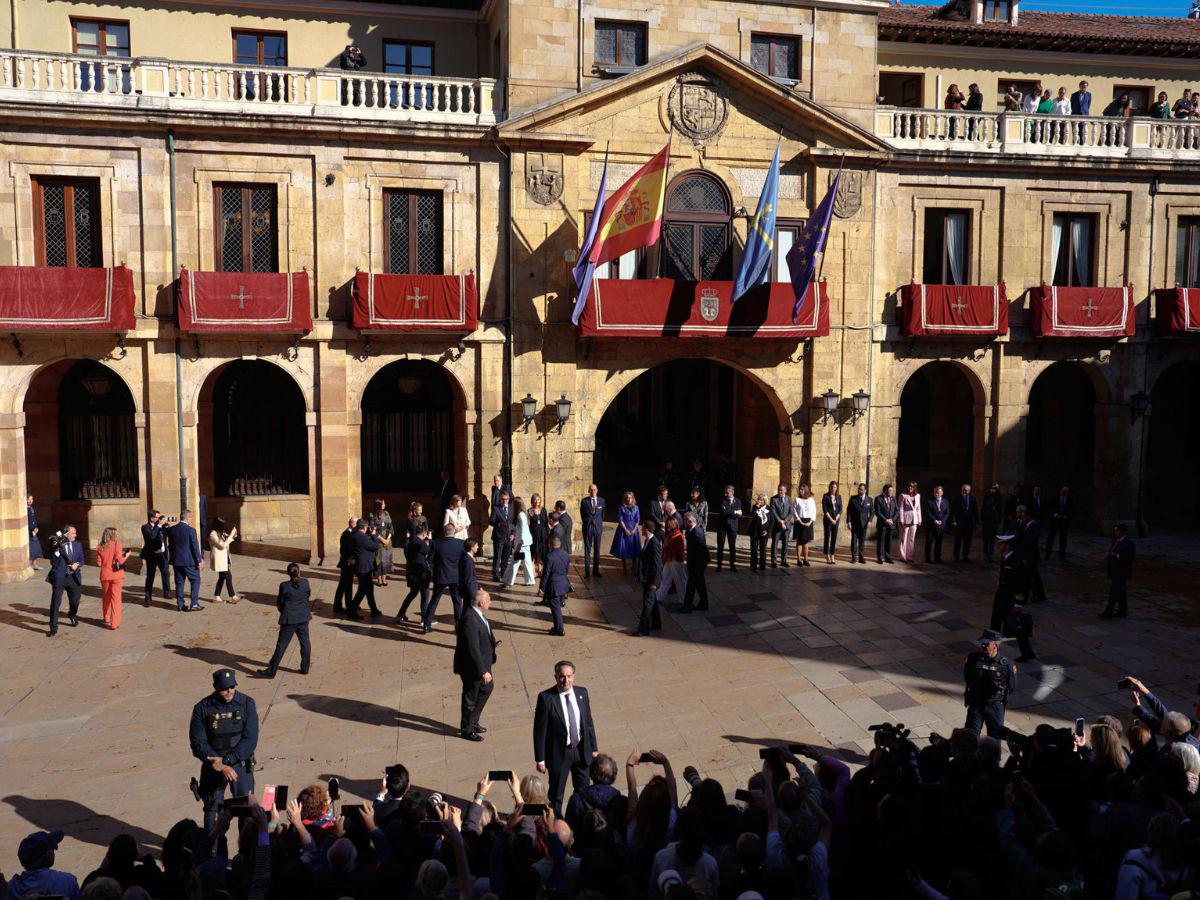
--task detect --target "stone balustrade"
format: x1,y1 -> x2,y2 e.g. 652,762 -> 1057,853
876,106 -> 1200,160
0,48 -> 502,126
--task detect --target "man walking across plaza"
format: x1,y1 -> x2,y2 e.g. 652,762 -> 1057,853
580,483 -> 606,579
1100,522 -> 1135,620
681,512 -> 710,613
539,535 -> 570,636
140,509 -> 171,606
951,483 -> 979,562
847,483 -> 872,564
1013,505 -> 1045,604
534,660 -> 599,818
47,525 -> 83,636
260,562 -> 312,678
349,518 -> 381,619
169,509 -> 203,611
332,517 -> 357,615
634,519 -> 662,636
489,490 -> 514,580
990,534 -> 1024,630
1044,486 -> 1073,560
426,523 -> 464,633
454,588 -> 497,741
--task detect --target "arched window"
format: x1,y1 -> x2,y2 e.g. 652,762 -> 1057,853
662,171 -> 732,281
56,360 -> 138,499
361,361 -> 455,493
212,361 -> 308,496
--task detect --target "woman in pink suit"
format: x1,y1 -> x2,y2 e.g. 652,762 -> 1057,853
898,481 -> 922,563
96,526 -> 132,629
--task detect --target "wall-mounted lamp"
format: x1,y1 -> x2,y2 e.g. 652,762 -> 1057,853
554,394 -> 572,433
1129,390 -> 1150,424
820,388 -> 839,424
521,393 -> 537,432
324,173 -> 336,187
851,388 -> 871,420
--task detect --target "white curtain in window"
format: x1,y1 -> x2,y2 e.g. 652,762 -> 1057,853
1051,215 -> 1064,284
774,229 -> 796,282
616,250 -> 637,280
945,212 -> 967,285
1070,216 -> 1092,286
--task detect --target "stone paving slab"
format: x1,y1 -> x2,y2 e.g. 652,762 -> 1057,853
1,529 -> 1197,873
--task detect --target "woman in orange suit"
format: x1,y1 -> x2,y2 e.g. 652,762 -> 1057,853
96,526 -> 132,630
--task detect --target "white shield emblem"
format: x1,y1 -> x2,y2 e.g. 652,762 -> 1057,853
699,288 -> 720,322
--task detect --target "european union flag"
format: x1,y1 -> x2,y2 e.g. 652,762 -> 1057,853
732,141 -> 780,302
786,170 -> 841,324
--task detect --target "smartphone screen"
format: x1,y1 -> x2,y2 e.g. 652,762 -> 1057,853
734,789 -> 753,802
342,803 -> 364,818
521,803 -> 548,816
262,784 -> 277,810
638,752 -> 655,763
488,769 -> 514,782
1074,717 -> 1085,737
275,785 -> 289,811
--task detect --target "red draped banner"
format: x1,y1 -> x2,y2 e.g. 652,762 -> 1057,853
177,268 -> 312,333
1029,285 -> 1134,339
900,283 -> 1008,338
0,265 -> 135,331
1153,288 -> 1200,337
352,273 -> 478,332
577,279 -> 829,338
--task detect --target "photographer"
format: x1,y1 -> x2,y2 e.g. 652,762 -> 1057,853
96,526 -> 132,630
348,518 -> 381,619
1122,675 -> 1200,749
47,524 -> 84,637
140,510 -> 171,607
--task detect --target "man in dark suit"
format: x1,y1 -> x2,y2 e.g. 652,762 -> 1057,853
1027,485 -> 1045,521
1043,486 -> 1073,560
169,510 -> 203,611
715,485 -> 742,572
1100,523 -> 1135,620
425,524 -> 465,633
46,524 -> 84,636
634,519 -> 663,636
261,562 -> 311,677
769,483 -> 794,568
534,660 -> 599,817
847,483 -> 872,564
349,518 -> 380,620
554,500 -> 574,555
1013,505 -> 1045,604
990,534 -> 1025,630
1003,485 -> 1023,533
580,484 -> 606,579
488,474 -> 509,563
924,486 -> 950,563
140,509 -> 170,607
951,483 -> 979,563
874,485 -> 897,564
648,487 -> 669,529
458,539 -> 481,606
332,517 -> 356,615
453,588 -> 497,741
680,512 -> 709,613
432,468 -> 458,526
539,536 -> 571,636
489,491 -> 513,580
981,483 -> 1004,562
398,524 -> 432,622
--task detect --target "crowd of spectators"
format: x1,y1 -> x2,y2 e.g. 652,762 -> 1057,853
942,81 -> 1200,121
4,673 -> 1200,900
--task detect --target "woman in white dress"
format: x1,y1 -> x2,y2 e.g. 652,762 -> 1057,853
443,494 -> 470,541
505,496 -> 537,586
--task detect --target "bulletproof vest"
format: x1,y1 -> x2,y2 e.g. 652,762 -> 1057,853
967,654 -> 1008,703
205,701 -> 246,752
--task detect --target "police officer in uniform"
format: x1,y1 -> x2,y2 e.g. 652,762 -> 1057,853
963,629 -> 1017,737
189,669 -> 259,828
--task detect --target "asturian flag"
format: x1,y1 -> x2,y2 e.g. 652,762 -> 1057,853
732,141 -> 780,302
571,143 -> 670,326
570,149 -> 609,326
786,170 -> 840,324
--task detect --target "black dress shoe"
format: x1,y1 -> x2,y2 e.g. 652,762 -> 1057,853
474,724 -> 488,733
256,669 -> 276,678
548,627 -> 565,636
460,731 -> 484,742
632,629 -> 650,636
143,597 -> 151,608
594,572 -> 603,579
347,613 -> 364,621
47,628 -> 57,637
69,616 -> 78,627
300,668 -> 310,675
369,609 -> 382,618
422,625 -> 432,634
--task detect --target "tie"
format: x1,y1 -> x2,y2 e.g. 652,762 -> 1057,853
566,694 -> 579,747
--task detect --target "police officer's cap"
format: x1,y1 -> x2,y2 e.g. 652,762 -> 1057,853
996,534 -> 1016,543
977,628 -> 1004,644
213,668 -> 237,690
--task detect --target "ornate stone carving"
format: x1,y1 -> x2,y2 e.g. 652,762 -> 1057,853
832,170 -> 862,219
525,152 -> 563,206
666,75 -> 728,145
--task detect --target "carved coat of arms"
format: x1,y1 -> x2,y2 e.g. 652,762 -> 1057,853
667,75 -> 729,144
525,152 -> 564,206
832,171 -> 862,219
699,287 -> 720,322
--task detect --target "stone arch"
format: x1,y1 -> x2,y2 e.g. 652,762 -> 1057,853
2,352 -> 143,417
1146,358 -> 1200,531
184,353 -> 314,415
893,360 -> 985,493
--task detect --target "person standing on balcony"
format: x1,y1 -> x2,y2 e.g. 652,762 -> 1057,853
1003,85 -> 1023,112
1149,92 -> 1171,119
1070,81 -> 1092,116
945,84 -> 966,139
1104,93 -> 1132,117
965,83 -> 984,111
1036,89 -> 1054,114
340,43 -> 367,107
1053,87 -> 1071,115
1173,88 -> 1193,119
1022,82 -> 1041,113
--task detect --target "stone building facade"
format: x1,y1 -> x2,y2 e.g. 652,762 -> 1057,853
0,0 -> 1197,581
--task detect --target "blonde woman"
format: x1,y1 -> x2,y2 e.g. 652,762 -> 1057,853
898,481 -> 922,563
208,517 -> 240,603
96,526 -> 132,629
793,483 -> 816,567
443,494 -> 470,541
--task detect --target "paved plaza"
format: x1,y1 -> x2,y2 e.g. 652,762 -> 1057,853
1,529 -> 1196,874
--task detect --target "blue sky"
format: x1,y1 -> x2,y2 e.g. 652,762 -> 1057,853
906,0 -> 1192,14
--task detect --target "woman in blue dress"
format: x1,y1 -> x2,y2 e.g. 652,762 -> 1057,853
610,491 -> 642,574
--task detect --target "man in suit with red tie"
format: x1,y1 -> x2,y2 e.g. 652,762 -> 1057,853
534,660 -> 599,817
580,484 -> 606,578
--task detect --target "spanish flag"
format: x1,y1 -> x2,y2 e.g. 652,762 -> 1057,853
586,143 -> 670,267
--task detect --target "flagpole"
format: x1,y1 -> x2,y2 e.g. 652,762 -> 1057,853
655,123 -> 674,279
812,153 -> 846,292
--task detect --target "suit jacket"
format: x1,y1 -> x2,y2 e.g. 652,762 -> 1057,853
48,538 -> 85,587
1106,536 -> 1135,580
874,495 -> 898,525
580,496 -> 606,534
453,608 -> 497,679
951,494 -> 979,531
433,477 -> 458,509
404,535 -> 431,586
821,493 -> 843,523
926,497 -> 950,533
638,533 -> 663,586
1050,495 -> 1074,521
276,579 -> 312,625
1027,495 -> 1045,520
1070,90 -> 1092,115
558,512 -> 574,554
648,499 -> 668,527
168,522 -> 201,567
533,685 -> 598,769
898,493 -> 922,527
353,531 -> 380,574
539,547 -> 570,597
769,495 -> 795,531
337,528 -> 357,569
685,524 -> 710,568
140,522 -> 167,558
982,492 -> 1004,530
431,535 -> 464,586
489,504 -> 513,540
1017,519 -> 1040,562
848,494 -> 873,530
997,551 -> 1026,599
965,91 -> 984,111
716,498 -> 742,530
489,484 -> 511,511
459,552 -> 480,600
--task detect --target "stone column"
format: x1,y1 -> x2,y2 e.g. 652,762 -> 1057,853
0,413 -> 30,582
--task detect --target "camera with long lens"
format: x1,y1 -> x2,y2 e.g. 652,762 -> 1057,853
868,721 -> 912,751
44,529 -> 66,553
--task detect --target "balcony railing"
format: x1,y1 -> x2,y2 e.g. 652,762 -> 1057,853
876,107 -> 1200,159
0,48 -> 502,126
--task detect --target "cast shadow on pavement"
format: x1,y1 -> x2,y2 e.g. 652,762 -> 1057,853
722,733 -> 870,767
287,693 -> 451,736
3,794 -> 165,851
